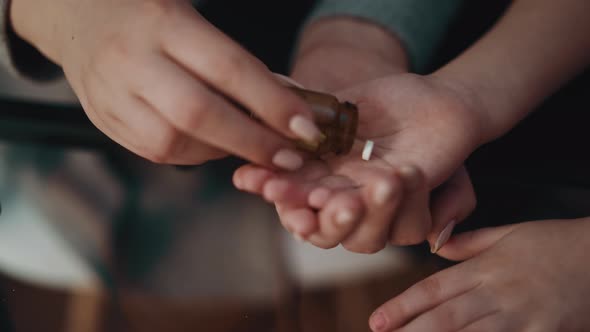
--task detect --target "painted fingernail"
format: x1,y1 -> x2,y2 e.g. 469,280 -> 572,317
432,220 -> 457,254
309,187 -> 331,208
336,209 -> 355,226
370,311 -> 387,331
289,115 -> 324,143
273,149 -> 303,171
373,181 -> 394,205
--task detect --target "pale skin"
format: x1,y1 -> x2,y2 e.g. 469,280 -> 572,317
9,0 -> 326,169
237,0 -> 590,331
236,0 -> 590,251
10,0 -> 590,330
234,18 -> 479,252
371,219 -> 590,332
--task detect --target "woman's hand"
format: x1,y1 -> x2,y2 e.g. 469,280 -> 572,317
234,73 -> 483,252
10,0 -> 322,168
370,218 -> 590,332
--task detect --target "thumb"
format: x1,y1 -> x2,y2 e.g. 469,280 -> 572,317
436,224 -> 519,261
428,166 -> 476,253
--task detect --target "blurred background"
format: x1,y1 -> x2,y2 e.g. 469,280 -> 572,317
0,1 -> 553,331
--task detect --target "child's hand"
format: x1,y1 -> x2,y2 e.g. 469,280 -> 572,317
370,218 -> 590,332
234,74 -> 483,252
10,0 -> 320,168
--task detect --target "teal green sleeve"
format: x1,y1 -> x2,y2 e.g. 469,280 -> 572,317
306,0 -> 464,73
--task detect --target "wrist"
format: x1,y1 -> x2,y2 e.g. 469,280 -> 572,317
425,71 -> 492,149
429,65 -> 514,146
298,17 -> 409,72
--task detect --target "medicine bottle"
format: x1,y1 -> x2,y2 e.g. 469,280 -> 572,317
289,87 -> 358,156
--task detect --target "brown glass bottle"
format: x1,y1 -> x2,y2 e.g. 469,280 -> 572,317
289,87 -> 359,156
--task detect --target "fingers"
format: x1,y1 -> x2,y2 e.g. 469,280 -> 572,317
234,162 -> 356,240
429,167 -> 477,253
129,54 -> 305,170
233,161 -> 336,205
307,189 -> 365,248
436,224 -> 519,261
234,162 -> 432,254
369,265 -> 481,331
233,165 -> 275,194
393,291 -> 497,332
162,6 -> 324,144
339,168 -> 403,253
80,67 -> 227,165
388,166 -> 432,246
308,187 -> 332,209
276,207 -> 318,239
458,314 -> 509,332
274,173 -> 359,240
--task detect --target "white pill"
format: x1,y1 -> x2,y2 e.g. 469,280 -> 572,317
362,140 -> 375,161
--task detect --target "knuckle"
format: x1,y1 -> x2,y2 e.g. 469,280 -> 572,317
169,95 -> 211,131
137,0 -> 176,23
147,126 -> 181,163
214,52 -> 248,88
386,301 -> 410,320
419,277 -> 444,299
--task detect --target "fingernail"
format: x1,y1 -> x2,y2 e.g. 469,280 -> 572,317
294,233 -> 306,243
373,181 -> 394,205
289,115 -> 324,143
336,209 -> 355,226
273,149 -> 303,171
432,220 -> 457,254
369,311 -> 387,331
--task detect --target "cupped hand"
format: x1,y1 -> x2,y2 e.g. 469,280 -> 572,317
235,73 -> 483,252
370,218 -> 590,332
11,0 -> 322,167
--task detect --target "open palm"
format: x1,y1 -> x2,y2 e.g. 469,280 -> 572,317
234,74 -> 482,252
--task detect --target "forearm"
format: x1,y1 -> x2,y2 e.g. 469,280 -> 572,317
434,0 -> 590,144
293,17 -> 410,91
304,0 -> 463,73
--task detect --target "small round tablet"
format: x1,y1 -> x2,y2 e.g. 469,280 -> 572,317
362,140 -> 375,161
